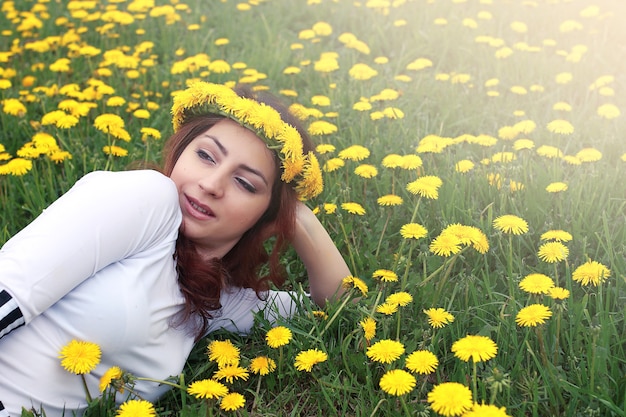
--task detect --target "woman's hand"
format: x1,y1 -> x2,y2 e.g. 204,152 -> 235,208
291,202 -> 351,306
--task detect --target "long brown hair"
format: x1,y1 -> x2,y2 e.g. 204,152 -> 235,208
161,86 -> 314,339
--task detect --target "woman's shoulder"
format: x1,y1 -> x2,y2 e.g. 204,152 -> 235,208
79,169 -> 171,186
77,169 -> 177,199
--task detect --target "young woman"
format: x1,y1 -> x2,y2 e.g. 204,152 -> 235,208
0,82 -> 350,416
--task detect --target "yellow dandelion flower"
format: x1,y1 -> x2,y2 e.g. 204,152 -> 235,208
572,260 -> 611,286
312,21 -> 332,36
372,269 -> 398,282
516,304 -> 552,327
294,349 -> 328,372
519,273 -> 555,295
429,233 -> 462,257
513,139 -> 534,151
455,159 -> 474,173
103,145 -> 128,157
360,317 -> 376,341
187,379 -> 228,400
366,339 -> 405,364
321,203 -> 337,214
315,143 -> 335,154
354,164 -> 378,178
513,119 -> 537,134
377,194 -> 403,207
491,152 -> 516,163
0,158 -> 33,176
464,403 -> 512,417
452,335 -> 498,362
405,350 -> 438,374
546,119 -> 574,135
406,57 -> 433,71
385,292 -> 413,307
338,145 -> 370,161
323,157 -> 345,172
537,241 -> 569,263
553,101 -> 572,111
427,382 -> 473,417
2,98 -> 27,116
376,302 -> 399,315
381,154 -> 404,168
540,230 -> 572,242
441,224 -> 489,254
41,110 -> 67,126
341,202 -> 366,215
497,125 -> 519,140
311,310 -> 328,320
94,113 -> 125,133
353,101 -> 372,111
536,145 -> 564,159
307,120 -> 337,136
133,109 -> 150,119
266,326 -> 292,348
549,287 -> 570,300
99,366 -> 124,393
406,175 -> 442,199
400,223 -> 428,239
546,182 -> 568,193
311,95 -> 331,106
342,275 -> 368,296
59,340 -> 101,375
219,392 -> 245,412
55,114 -> 78,129
401,154 -> 423,170
249,356 -> 276,376
493,215 -> 528,235
379,369 -> 416,396
213,365 -> 249,384
555,72 -> 573,84
107,96 -> 126,107
140,127 -> 161,141
576,147 -> 602,162
207,340 -> 240,368
597,103 -> 620,119
349,63 -> 378,80
116,400 -> 156,417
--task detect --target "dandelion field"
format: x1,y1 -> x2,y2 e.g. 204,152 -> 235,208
1,0 -> 626,416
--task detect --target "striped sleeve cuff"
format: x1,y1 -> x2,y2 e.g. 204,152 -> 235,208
0,401 -> 9,417
0,289 -> 25,340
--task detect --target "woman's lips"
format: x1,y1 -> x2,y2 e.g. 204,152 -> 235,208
184,195 -> 215,220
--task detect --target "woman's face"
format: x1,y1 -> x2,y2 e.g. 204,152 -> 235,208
170,119 -> 277,259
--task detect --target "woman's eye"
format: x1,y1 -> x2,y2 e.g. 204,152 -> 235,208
236,178 -> 257,193
196,149 -> 215,163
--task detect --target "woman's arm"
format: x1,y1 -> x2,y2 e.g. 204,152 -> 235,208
0,170 -> 181,336
291,202 -> 351,306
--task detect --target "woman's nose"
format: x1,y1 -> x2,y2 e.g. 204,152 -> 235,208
198,172 -> 225,198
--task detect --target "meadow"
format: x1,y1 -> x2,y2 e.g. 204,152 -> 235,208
1,0 -> 625,416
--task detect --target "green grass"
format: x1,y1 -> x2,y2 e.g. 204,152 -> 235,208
1,0 -> 625,416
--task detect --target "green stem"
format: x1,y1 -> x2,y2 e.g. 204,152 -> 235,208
395,308 -> 402,341
392,197 -> 422,272
320,291 -> 352,337
401,240 -> 415,291
375,211 -> 392,257
81,374 -> 93,402
400,396 -> 412,417
471,360 -> 478,402
134,376 -> 185,390
553,308 -> 562,365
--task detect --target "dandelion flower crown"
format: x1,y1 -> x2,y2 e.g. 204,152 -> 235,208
171,81 -> 323,200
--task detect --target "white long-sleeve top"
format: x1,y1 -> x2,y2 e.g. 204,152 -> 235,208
0,170 -> 297,416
